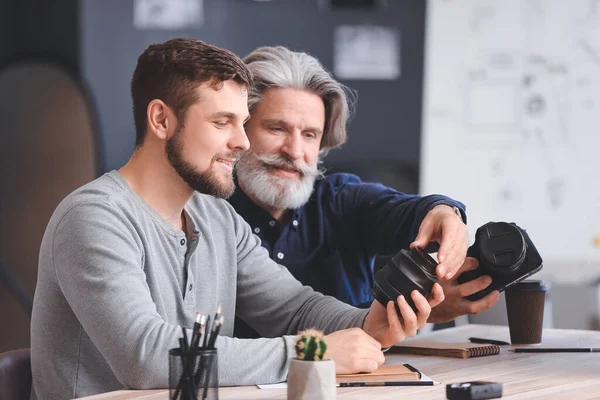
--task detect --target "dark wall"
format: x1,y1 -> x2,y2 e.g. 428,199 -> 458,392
4,0 -> 79,71
0,0 -> 426,351
81,0 -> 426,191
0,1 -> 11,57
0,0 -> 80,352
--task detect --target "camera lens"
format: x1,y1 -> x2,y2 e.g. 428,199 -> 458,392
372,247 -> 439,315
477,222 -> 527,274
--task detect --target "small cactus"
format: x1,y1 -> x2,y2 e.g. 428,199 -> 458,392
294,329 -> 328,361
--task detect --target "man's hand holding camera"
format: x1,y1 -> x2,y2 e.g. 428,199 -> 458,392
363,284 -> 445,346
428,257 -> 500,324
409,205 -> 501,323
410,204 -> 469,280
324,286 -> 444,374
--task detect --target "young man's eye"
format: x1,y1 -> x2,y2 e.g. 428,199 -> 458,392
214,121 -> 228,127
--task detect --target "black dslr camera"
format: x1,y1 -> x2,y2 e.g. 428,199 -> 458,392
457,221 -> 543,300
372,221 -> 543,314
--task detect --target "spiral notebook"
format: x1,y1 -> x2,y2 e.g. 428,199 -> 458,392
390,340 -> 500,359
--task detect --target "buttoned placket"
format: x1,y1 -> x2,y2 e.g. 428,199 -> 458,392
269,213 -> 302,263
182,231 -> 200,309
271,217 -> 295,262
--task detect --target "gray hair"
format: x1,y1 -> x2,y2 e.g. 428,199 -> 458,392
243,46 -> 356,153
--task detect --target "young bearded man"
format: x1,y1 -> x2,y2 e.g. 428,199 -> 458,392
30,39 -> 444,399
230,46 -> 500,338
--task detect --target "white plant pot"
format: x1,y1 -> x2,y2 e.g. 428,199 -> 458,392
287,358 -> 336,400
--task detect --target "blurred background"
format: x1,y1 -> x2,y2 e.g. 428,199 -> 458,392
1,0 -> 599,353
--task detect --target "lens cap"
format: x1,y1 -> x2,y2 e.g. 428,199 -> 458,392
477,222 -> 527,274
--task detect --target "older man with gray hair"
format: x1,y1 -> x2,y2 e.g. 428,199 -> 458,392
230,46 -> 500,338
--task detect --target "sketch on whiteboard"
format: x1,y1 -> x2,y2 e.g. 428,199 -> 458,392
422,0 -> 600,272
463,53 -> 570,208
459,2 -> 573,209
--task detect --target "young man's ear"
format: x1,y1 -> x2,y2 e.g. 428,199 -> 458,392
147,99 -> 175,141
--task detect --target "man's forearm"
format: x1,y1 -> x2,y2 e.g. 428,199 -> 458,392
215,335 -> 296,385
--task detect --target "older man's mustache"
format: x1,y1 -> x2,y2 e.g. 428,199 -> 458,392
244,152 -> 321,179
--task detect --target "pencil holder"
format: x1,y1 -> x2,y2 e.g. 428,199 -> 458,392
169,348 -> 218,400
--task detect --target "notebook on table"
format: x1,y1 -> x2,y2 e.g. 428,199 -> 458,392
336,363 -> 421,383
257,364 -> 428,389
390,340 -> 501,359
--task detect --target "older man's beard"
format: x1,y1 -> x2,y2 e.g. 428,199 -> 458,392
165,125 -> 239,199
235,152 -> 323,210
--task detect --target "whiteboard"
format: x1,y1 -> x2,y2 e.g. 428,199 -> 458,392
420,0 -> 600,282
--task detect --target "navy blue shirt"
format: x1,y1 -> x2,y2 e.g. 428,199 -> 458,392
229,173 -> 465,338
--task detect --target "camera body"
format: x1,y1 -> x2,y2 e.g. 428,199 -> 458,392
458,222 -> 543,301
371,221 -> 543,314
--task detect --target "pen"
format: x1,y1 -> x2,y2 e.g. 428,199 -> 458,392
469,337 -> 510,346
338,381 -> 434,387
512,348 -> 600,353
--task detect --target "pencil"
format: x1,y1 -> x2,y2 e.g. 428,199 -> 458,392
338,381 -> 434,387
512,348 -> 600,353
189,313 -> 203,351
207,316 -> 223,350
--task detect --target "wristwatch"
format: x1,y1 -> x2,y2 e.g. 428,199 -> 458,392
452,206 -> 463,221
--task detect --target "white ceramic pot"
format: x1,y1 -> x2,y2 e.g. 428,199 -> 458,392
287,358 -> 336,400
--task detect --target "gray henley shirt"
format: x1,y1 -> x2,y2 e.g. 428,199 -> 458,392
30,171 -> 368,399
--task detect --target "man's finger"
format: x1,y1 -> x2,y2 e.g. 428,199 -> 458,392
445,249 -> 469,279
386,300 -> 405,342
458,275 -> 492,298
352,357 -> 381,373
464,290 -> 500,314
458,257 -> 479,273
436,224 -> 456,268
397,296 -> 418,337
411,220 -> 434,250
440,225 -> 470,279
437,222 -> 466,276
411,290 -> 431,328
440,249 -> 462,279
432,283 -> 445,303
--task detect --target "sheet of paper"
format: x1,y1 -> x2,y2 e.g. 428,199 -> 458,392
333,25 -> 401,80
133,0 -> 203,29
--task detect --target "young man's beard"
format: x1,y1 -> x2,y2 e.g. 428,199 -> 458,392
165,126 -> 237,199
235,151 -> 323,210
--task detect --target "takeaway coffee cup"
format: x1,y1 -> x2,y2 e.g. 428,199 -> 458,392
505,280 -> 548,344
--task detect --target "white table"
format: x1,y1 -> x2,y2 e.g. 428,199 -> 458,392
77,324 -> 600,399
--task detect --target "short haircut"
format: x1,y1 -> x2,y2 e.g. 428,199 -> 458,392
131,38 -> 252,147
243,46 -> 356,153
